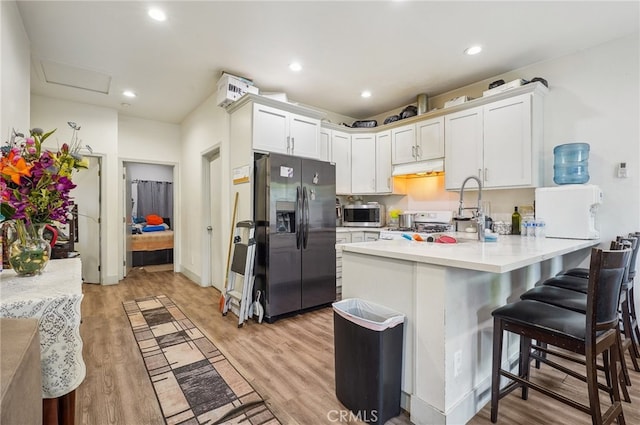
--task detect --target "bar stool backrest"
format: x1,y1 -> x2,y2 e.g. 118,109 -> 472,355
618,235 -> 639,281
588,248 -> 631,335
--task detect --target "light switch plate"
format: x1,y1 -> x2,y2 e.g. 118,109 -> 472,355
618,162 -> 628,178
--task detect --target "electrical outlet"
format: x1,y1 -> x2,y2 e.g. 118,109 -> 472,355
454,350 -> 462,377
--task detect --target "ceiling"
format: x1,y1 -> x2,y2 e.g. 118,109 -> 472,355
17,1 -> 640,124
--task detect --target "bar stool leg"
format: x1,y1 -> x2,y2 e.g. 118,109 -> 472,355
491,318 -> 504,423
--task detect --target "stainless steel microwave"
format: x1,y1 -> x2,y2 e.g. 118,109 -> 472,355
342,203 -> 386,227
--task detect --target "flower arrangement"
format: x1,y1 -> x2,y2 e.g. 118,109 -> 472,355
1,122 -> 87,275
1,122 -> 87,224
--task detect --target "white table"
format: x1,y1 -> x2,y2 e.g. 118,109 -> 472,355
1,258 -> 85,424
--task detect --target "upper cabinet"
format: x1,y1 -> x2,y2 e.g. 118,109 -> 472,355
253,103 -> 321,159
391,117 -> 444,165
444,89 -> 545,190
351,134 -> 376,194
331,130 -> 351,195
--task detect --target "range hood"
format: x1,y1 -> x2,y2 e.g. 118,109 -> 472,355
392,158 -> 444,177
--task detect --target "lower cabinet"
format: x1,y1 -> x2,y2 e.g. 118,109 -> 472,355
336,230 -> 380,299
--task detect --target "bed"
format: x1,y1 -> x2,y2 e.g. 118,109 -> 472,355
131,217 -> 174,266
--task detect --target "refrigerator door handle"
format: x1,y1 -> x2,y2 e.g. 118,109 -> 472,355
302,186 -> 310,249
295,186 -> 302,249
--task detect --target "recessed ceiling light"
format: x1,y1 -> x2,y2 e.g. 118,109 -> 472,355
123,90 -> 137,98
464,45 -> 482,55
361,90 -> 372,98
148,8 -> 167,22
289,62 -> 302,72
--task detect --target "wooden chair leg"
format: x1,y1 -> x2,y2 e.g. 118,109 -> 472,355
609,346 -> 627,425
519,335 -> 531,400
585,349 -> 604,425
621,297 -> 640,369
617,329 -> 632,386
491,318 -> 504,423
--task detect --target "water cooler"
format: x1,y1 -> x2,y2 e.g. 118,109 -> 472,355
535,185 -> 602,240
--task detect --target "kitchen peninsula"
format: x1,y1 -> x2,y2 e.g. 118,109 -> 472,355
340,235 -> 598,425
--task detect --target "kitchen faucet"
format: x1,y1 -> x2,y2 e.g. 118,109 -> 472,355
458,176 -> 485,241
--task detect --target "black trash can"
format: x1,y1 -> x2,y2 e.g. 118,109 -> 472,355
333,298 -> 405,425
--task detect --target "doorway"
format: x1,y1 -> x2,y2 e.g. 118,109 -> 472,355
202,147 -> 223,290
123,162 -> 175,276
72,156 -> 102,284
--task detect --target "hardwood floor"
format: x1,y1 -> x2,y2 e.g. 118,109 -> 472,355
78,269 -> 640,424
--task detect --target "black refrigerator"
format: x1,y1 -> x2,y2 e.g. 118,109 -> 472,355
254,153 -> 336,322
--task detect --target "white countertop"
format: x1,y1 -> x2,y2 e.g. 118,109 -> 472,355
340,233 -> 599,273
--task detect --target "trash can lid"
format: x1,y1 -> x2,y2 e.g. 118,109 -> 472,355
333,298 -> 405,331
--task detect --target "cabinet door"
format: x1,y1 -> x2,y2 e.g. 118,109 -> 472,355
290,113 -> 320,159
351,134 -> 376,194
444,106 -> 483,190
364,232 -> 379,241
391,124 -> 417,165
350,232 -> 364,243
483,94 -> 532,188
375,130 -> 393,193
319,127 -> 331,162
331,131 -> 351,194
416,117 -> 444,160
253,103 -> 289,154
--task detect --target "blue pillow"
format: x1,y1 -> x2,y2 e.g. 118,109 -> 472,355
142,225 -> 165,232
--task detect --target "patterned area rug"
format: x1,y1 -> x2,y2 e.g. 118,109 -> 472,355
123,295 -> 280,425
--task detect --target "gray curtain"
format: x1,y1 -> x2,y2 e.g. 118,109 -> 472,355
136,180 -> 173,224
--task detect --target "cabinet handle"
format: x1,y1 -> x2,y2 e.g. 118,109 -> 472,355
484,168 -> 488,182
416,145 -> 422,159
478,168 -> 482,179
411,146 -> 416,158
291,137 -> 295,153
387,177 -> 391,190
287,136 -> 291,154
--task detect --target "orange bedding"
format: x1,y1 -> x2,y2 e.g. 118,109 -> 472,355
131,230 -> 174,251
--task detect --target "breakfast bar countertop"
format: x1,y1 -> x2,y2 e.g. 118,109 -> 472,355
340,233 -> 600,273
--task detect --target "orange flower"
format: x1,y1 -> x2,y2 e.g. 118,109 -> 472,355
0,151 -> 32,184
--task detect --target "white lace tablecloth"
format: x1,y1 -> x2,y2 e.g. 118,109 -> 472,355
0,258 -> 85,398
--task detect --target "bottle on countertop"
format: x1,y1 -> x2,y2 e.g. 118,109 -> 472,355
511,206 -> 521,235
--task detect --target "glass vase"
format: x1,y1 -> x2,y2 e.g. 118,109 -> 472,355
8,220 -> 51,276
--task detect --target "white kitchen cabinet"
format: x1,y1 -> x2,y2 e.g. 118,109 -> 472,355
335,232 -> 351,298
391,123 -> 417,165
375,130 -> 393,193
444,106 -> 483,190
416,116 -> 445,160
392,118 -> 444,165
444,91 -> 543,190
364,231 -> 380,241
253,103 -> 321,159
351,133 -> 376,194
331,130 -> 351,194
350,232 -> 364,243
319,127 -> 331,162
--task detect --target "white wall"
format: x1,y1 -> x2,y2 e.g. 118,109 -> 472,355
180,93 -> 230,285
1,0 -> 30,139
30,95 -> 120,283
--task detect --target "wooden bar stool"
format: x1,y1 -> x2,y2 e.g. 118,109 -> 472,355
491,248 -> 630,425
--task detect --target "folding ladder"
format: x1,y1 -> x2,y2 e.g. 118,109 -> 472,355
221,220 -> 257,327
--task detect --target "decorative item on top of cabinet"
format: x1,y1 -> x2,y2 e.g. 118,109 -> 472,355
444,85 -> 546,190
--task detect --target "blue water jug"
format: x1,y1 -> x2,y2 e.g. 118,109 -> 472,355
553,142 -> 590,184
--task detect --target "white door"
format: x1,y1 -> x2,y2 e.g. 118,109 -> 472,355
375,130 -> 392,193
483,94 -> 532,188
289,112 -> 320,159
209,153 -> 223,290
351,134 -> 376,194
391,124 -> 417,165
416,117 -> 445,160
253,103 -> 289,154
444,106 -> 484,190
73,156 -> 101,283
123,165 -> 132,277
331,131 -> 351,195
